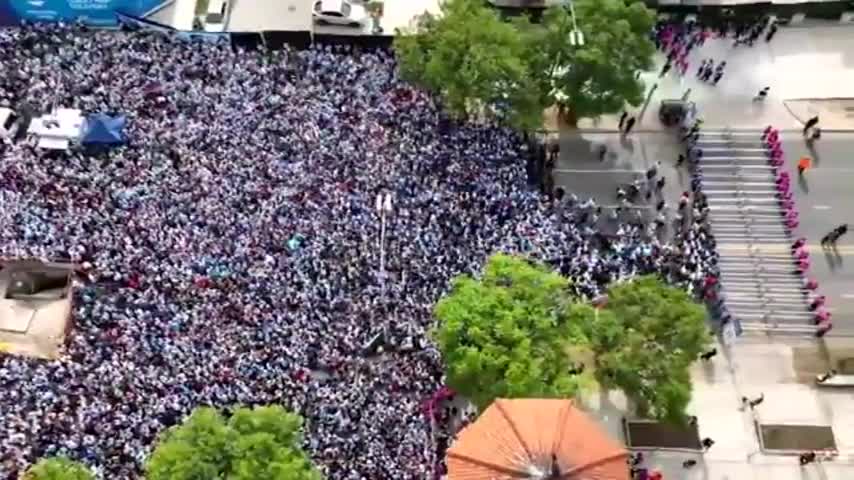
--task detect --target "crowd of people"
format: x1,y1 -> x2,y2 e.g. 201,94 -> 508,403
0,22 -> 720,480
653,16 -> 776,83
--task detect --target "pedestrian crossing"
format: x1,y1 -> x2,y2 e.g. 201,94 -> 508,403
694,129 -> 818,335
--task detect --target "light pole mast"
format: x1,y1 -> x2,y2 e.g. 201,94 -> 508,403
563,0 -> 585,46
376,192 -> 394,300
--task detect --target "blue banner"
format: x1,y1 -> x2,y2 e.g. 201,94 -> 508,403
0,0 -> 169,26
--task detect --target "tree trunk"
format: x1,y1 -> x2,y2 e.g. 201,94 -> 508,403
558,105 -> 579,129
631,396 -> 648,419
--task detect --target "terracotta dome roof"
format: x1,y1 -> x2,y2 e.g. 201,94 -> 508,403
446,398 -> 629,480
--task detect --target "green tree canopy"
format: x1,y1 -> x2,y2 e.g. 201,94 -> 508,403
434,256 -> 710,424
145,405 -> 322,480
524,1 -> 656,125
395,0 -> 656,129
432,253 -> 592,409
23,457 -> 93,480
582,276 -> 712,424
394,0 -> 543,130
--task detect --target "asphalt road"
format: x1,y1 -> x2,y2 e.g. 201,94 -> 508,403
553,130 -> 854,335
554,131 -> 687,238
783,132 -> 854,335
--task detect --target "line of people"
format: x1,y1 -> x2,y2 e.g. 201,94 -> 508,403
764,128 -> 831,336
652,16 -> 774,84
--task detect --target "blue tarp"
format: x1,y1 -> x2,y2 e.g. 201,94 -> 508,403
81,114 -> 127,146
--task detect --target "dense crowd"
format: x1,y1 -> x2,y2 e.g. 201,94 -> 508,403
0,24 -> 714,479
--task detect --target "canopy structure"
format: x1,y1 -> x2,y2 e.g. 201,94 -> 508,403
446,398 -> 629,480
29,108 -> 85,151
81,113 -> 127,146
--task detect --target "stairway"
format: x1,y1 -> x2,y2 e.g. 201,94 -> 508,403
693,129 -> 817,335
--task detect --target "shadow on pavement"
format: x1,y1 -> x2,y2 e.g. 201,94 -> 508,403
798,174 -> 810,193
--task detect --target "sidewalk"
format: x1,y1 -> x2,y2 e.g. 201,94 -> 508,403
577,26 -> 854,132
583,336 -> 854,480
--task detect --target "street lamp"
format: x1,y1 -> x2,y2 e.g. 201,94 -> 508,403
565,0 -> 585,46
376,192 -> 394,299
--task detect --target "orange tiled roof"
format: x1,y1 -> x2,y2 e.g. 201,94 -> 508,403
447,398 -> 628,480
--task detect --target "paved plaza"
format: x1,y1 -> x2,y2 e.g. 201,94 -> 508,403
585,335 -> 854,480
555,23 -> 854,480
580,25 -> 854,132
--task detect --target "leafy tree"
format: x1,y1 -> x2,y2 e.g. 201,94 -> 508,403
394,0 -> 543,130
23,457 -> 93,480
432,253 -> 592,409
518,0 -> 656,126
146,405 -> 322,480
582,276 -> 711,424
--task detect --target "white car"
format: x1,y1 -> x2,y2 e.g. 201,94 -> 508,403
313,0 -> 369,27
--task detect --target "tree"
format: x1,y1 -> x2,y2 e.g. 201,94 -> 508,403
23,457 -> 93,480
521,0 -> 656,126
581,276 -> 711,424
432,254 -> 592,409
146,405 -> 322,480
394,0 -> 543,130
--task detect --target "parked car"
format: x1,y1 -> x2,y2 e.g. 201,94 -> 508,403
312,0 -> 369,27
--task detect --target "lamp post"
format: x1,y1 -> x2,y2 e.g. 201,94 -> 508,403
565,0 -> 585,46
376,192 -> 394,300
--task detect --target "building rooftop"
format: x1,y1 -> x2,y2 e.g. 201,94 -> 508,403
0,260 -> 76,360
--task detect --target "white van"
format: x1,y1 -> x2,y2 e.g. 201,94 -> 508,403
0,107 -> 19,144
204,0 -> 228,32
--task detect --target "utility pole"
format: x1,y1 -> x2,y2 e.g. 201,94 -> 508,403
376,192 -> 394,302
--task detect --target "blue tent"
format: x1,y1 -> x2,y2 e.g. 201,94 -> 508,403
81,114 -> 127,146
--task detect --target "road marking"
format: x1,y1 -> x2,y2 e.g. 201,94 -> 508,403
797,168 -> 854,173
717,244 -> 854,254
813,205 -> 832,210
841,294 -> 854,299
602,205 -> 653,209
553,169 -> 644,174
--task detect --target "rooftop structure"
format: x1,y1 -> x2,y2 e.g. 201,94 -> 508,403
0,260 -> 76,360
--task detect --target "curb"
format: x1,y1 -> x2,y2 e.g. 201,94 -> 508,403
556,128 -> 854,134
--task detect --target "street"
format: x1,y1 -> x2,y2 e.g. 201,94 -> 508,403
562,24 -> 854,480
784,132 -> 854,335
579,25 -> 854,132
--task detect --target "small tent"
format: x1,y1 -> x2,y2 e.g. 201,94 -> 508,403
81,114 -> 127,146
